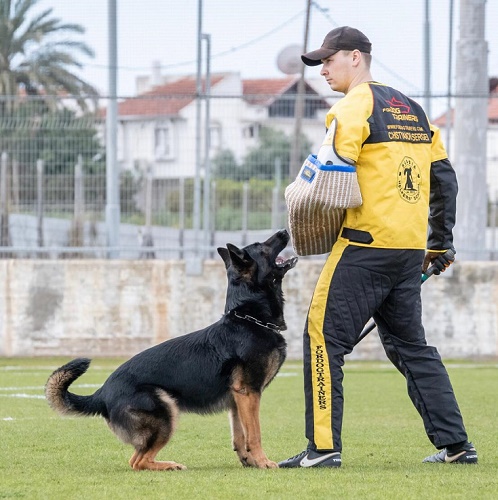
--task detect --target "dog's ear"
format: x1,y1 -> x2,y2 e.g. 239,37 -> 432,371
217,247 -> 231,270
226,243 -> 252,272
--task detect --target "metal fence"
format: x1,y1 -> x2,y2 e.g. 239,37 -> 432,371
0,91 -> 497,260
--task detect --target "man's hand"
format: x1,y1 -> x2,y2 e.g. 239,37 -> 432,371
422,247 -> 456,275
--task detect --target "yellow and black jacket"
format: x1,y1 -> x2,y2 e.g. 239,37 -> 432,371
324,81 -> 457,251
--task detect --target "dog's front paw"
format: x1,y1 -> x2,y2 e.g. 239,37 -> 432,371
242,453 -> 278,469
256,458 -> 278,469
238,453 -> 254,467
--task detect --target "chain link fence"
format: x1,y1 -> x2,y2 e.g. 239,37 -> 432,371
0,90 -> 497,260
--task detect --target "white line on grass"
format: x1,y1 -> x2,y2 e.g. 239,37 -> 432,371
0,383 -> 101,392
1,415 -> 90,422
0,364 -> 493,398
0,393 -> 45,399
0,363 -> 124,370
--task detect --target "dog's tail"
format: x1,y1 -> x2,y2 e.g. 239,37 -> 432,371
45,358 -> 104,417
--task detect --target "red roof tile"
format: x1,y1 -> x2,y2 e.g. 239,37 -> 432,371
111,74 -> 326,118
243,76 -> 299,105
433,109 -> 454,126
116,75 -> 224,117
488,91 -> 498,123
433,88 -> 498,125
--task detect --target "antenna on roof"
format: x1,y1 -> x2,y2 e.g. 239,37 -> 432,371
276,45 -> 303,75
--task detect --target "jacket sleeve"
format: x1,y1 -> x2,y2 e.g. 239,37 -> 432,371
427,158 -> 458,250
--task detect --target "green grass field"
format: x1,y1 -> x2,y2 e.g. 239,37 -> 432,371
0,357 -> 496,500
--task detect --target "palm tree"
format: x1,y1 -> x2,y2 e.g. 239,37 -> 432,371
0,0 -> 98,112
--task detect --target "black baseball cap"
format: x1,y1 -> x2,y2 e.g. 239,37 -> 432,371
301,26 -> 372,66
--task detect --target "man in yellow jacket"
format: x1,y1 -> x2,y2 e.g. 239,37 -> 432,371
279,26 -> 477,468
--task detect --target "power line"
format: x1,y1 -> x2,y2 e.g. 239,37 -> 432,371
311,1 -> 340,27
85,8 -> 306,73
312,1 -> 421,92
372,59 -> 422,92
83,1 -> 421,93
211,10 -> 305,59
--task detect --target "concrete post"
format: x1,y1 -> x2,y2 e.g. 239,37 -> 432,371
0,152 -> 9,249
106,0 -> 120,258
36,159 -> 44,248
452,0 -> 488,260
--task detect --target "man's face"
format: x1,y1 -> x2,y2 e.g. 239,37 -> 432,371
320,51 -> 354,94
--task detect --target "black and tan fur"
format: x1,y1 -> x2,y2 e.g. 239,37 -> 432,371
45,229 -> 297,471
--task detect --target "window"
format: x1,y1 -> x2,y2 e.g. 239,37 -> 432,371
210,123 -> 222,151
155,121 -> 174,160
243,123 -> 261,139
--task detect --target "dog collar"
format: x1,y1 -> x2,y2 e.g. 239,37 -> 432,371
227,310 -> 281,333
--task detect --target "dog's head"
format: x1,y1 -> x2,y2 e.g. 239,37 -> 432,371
217,229 -> 298,329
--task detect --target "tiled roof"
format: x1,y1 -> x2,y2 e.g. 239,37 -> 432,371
433,109 -> 454,126
488,91 -> 498,123
433,88 -> 498,125
243,76 -> 299,105
112,74 -> 327,118
116,75 -> 224,117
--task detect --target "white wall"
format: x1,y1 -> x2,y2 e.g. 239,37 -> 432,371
1,259 -> 496,360
117,74 -> 337,179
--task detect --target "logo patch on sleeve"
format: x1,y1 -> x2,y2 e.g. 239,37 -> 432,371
300,165 -> 316,183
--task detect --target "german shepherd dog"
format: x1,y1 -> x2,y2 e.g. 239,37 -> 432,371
45,229 -> 297,471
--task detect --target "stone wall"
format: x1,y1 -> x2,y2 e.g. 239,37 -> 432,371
0,259 -> 496,359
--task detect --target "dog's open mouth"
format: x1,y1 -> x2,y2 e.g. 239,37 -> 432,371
275,255 -> 298,270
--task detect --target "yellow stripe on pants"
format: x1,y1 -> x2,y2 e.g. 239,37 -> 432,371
307,239 -> 347,450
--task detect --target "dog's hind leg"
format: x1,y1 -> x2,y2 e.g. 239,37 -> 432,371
110,389 -> 186,471
130,440 -> 186,471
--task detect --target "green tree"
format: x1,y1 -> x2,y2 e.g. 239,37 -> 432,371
0,103 -> 107,211
240,127 -> 312,180
0,0 -> 97,112
212,148 -> 241,180
0,103 -> 104,172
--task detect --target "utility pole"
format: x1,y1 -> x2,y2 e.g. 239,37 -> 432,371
189,0 -> 203,274
452,0 -> 488,259
106,0 -> 120,258
445,0 -> 455,152
423,0 -> 432,118
202,33 -> 211,259
289,0 -> 312,179
192,0 -> 203,260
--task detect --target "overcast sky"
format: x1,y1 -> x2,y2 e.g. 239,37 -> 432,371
42,0 -> 497,116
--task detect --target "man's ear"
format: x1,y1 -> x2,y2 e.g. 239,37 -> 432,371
217,247 -> 231,270
351,49 -> 362,67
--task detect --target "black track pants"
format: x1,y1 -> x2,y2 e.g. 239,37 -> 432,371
303,240 -> 468,452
